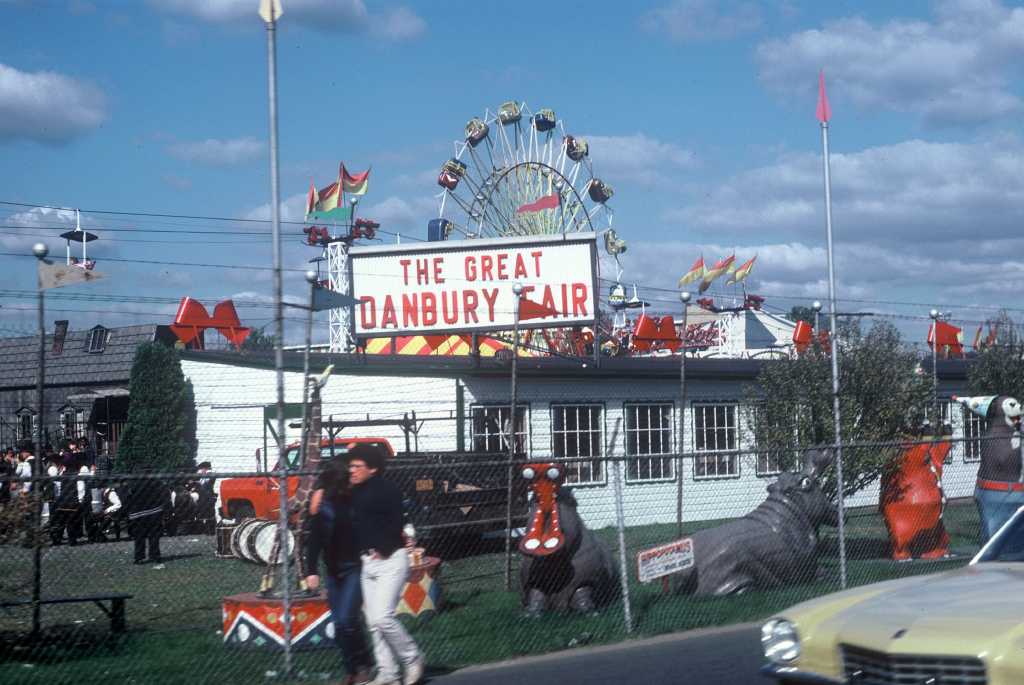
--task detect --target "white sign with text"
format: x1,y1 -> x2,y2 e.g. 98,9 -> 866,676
637,538 -> 695,584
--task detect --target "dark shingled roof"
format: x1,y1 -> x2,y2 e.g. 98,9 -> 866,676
0,324 -> 163,390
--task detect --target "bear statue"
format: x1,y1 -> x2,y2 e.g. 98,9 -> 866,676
673,449 -> 837,596
880,422 -> 951,561
954,395 -> 1024,542
518,462 -> 617,615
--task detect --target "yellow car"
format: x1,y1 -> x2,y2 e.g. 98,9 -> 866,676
761,506 -> 1024,684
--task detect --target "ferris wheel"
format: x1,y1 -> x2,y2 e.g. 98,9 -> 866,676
433,101 -> 615,240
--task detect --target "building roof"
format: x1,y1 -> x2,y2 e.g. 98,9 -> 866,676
180,348 -> 972,382
0,324 -> 166,390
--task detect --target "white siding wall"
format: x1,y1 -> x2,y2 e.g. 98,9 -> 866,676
183,358 -> 980,529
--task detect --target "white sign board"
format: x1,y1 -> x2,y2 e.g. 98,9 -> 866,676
349,233 -> 597,337
637,537 -> 694,584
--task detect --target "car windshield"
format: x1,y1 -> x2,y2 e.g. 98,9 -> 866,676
977,507 -> 1024,562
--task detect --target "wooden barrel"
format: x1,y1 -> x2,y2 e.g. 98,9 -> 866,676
216,520 -> 238,558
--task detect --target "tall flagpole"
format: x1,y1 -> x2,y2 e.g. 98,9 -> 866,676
818,71 -> 847,589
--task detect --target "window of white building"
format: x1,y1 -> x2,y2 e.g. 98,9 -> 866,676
693,403 -> 739,479
551,404 -> 604,485
624,403 -> 674,483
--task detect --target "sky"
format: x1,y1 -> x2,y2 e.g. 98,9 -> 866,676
2,0 -> 1024,347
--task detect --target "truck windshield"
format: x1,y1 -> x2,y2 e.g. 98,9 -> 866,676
275,443 -> 387,471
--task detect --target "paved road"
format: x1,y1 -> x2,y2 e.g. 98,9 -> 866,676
427,624 -> 765,685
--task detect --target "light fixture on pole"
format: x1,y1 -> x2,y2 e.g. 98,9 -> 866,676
677,290 -> 691,537
812,300 -> 822,332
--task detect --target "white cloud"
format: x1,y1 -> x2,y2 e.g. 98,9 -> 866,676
756,0 -> 1024,125
152,0 -> 424,40
583,133 -> 697,187
0,63 -> 107,144
243,191 -> 308,223
161,173 -> 193,190
166,137 -> 264,166
362,195 -> 436,236
640,0 -> 762,42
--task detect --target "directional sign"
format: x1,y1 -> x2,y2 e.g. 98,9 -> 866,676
311,284 -> 358,312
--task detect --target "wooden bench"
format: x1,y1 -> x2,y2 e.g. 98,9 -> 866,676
0,593 -> 133,633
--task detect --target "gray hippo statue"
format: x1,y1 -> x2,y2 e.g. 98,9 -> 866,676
673,449 -> 837,596
518,462 -> 617,615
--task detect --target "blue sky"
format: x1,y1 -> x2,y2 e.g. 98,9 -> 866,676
2,0 -> 1024,346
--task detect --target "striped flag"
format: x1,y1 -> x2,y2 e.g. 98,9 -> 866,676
698,255 -> 735,293
304,180 -> 319,218
816,70 -> 831,123
341,164 -> 370,195
677,256 -> 705,286
726,255 -> 757,285
516,193 -> 560,214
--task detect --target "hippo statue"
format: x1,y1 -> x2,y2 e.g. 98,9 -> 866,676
954,395 -> 1024,542
880,422 -> 951,561
673,450 -> 837,596
518,462 -> 617,615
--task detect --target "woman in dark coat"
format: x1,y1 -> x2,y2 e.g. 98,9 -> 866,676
304,459 -> 372,685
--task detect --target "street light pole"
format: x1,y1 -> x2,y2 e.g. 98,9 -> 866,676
930,309 -> 940,423
504,281 -> 524,591
677,291 -> 691,538
31,242 -> 47,637
813,300 -> 822,333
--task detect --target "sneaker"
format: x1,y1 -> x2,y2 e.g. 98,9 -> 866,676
403,656 -> 425,685
152,563 -> 166,570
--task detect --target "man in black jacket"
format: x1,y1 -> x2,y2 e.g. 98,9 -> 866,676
348,444 -> 423,685
127,476 -> 166,565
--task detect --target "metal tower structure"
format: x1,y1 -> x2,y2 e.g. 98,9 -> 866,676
326,238 -> 353,353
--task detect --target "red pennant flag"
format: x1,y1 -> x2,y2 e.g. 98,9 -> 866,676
516,193 -> 560,214
518,297 -> 559,321
816,70 -> 832,123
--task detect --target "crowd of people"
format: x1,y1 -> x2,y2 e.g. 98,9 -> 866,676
0,439 -> 216,555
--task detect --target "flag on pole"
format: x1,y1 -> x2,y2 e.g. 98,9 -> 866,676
698,255 -> 735,293
306,180 -> 350,222
516,193 -> 560,214
677,256 -> 705,286
518,297 -> 560,321
726,255 -> 757,285
928,320 -> 963,357
341,164 -> 370,196
38,260 -> 105,290
972,325 -> 983,351
816,70 -> 831,123
304,180 -> 319,218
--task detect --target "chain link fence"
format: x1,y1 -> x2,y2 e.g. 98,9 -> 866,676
0,434 -> 997,684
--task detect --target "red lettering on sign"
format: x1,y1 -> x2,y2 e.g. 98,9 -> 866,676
359,297 -> 376,328
433,257 -> 445,284
464,256 -> 477,282
463,290 -> 479,323
514,253 -> 529,279
380,296 -> 397,329
480,288 -> 499,321
531,251 -> 543,277
480,255 -> 494,281
541,286 -> 557,315
496,253 -> 508,280
441,291 -> 459,325
402,294 -> 418,327
416,259 -> 430,285
422,292 -> 437,326
572,283 -> 588,316
399,259 -> 412,286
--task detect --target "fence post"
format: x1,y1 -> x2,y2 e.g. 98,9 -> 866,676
610,420 -> 632,634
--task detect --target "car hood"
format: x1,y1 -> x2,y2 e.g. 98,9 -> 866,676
817,563 -> 1024,652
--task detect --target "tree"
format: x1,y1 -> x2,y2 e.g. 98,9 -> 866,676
968,342 -> 1024,398
115,342 -> 197,473
241,327 -> 277,352
748,320 -> 931,498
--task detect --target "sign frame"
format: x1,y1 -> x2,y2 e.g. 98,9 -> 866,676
347,232 -> 600,340
636,537 -> 695,584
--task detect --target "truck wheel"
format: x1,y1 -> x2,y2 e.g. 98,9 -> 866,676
230,503 -> 255,520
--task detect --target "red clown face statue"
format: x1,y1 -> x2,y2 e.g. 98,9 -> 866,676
519,462 -> 566,556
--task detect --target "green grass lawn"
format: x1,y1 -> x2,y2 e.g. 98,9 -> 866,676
0,500 -> 983,684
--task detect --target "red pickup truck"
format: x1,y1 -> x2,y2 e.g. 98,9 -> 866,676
219,437 -> 394,520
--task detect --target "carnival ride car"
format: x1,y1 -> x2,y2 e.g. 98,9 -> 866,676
761,504 -> 1024,684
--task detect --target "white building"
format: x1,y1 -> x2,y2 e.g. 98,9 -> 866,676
181,350 -> 978,527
